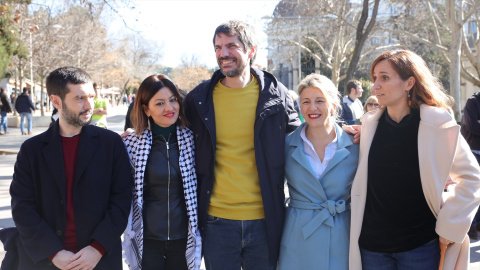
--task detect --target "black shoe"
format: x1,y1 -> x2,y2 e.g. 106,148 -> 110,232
468,224 -> 478,240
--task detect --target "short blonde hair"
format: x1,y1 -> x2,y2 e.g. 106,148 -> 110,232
297,74 -> 341,120
363,95 -> 379,112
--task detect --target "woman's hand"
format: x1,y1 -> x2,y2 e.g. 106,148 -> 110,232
439,236 -> 453,246
121,128 -> 134,139
342,125 -> 361,144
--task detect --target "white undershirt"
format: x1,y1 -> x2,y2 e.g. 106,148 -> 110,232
300,124 -> 338,180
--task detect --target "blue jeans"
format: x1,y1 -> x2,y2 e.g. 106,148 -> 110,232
19,112 -> 32,133
360,239 -> 440,270
0,111 -> 7,132
203,215 -> 275,270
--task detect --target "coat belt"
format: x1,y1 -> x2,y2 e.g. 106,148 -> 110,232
289,199 -> 350,239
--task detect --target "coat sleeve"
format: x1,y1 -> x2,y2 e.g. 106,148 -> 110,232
10,143 -> 64,263
436,134 -> 480,243
89,135 -> 133,254
462,98 -> 480,136
281,85 -> 300,133
184,91 -> 195,124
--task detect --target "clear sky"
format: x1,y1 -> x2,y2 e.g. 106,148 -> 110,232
110,0 -> 280,68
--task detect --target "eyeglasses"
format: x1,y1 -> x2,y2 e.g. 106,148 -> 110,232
367,103 -> 379,107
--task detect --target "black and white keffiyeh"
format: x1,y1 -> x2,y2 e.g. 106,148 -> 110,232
122,126 -> 201,270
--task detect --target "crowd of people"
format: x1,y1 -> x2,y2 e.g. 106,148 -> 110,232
1,19 -> 480,270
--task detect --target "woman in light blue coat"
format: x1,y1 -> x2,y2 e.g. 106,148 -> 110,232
279,74 -> 359,270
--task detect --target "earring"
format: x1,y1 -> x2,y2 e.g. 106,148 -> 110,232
408,92 -> 412,106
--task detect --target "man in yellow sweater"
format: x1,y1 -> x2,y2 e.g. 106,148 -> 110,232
184,20 -> 300,269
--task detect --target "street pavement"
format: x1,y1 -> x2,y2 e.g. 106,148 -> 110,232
0,105 -> 480,269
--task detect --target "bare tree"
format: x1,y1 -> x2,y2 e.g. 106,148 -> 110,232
170,54 -> 213,92
103,32 -> 163,94
17,4 -> 110,115
344,0 -> 380,93
266,0 -> 395,89
382,0 -> 480,118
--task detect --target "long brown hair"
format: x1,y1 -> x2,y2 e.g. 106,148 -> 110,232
131,74 -> 188,135
370,50 -> 453,110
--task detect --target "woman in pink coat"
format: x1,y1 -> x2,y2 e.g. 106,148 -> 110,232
349,50 -> 480,270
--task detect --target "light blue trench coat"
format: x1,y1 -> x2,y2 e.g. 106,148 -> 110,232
279,123 -> 359,270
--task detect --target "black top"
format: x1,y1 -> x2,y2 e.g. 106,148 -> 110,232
359,109 -> 437,253
143,122 -> 188,241
461,92 -> 480,150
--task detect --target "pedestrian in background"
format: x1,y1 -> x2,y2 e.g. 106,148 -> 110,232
122,74 -> 201,270
0,87 -> 12,135
279,74 -> 358,269
461,91 -> 480,239
363,95 -> 379,113
341,80 -> 364,125
91,82 -> 108,128
349,50 -> 480,270
15,87 -> 36,135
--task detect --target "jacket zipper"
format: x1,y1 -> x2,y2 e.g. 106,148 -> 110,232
161,134 -> 171,240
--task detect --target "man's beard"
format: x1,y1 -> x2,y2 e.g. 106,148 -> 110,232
219,57 -> 248,78
62,102 -> 91,127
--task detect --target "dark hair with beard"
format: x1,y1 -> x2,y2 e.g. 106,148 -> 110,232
213,20 -> 257,65
46,67 -> 92,101
132,74 -> 188,135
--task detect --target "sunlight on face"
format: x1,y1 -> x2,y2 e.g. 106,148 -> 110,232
300,87 -> 335,129
143,87 -> 180,128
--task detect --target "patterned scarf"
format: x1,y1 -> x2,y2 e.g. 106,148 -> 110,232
122,126 -> 201,270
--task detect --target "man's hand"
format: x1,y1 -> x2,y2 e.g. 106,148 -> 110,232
52,250 -> 75,270
120,128 -> 134,139
342,125 -> 361,144
65,246 -> 102,270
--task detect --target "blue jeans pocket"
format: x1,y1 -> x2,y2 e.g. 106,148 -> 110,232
206,215 -> 220,224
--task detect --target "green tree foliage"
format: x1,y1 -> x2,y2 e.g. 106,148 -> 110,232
0,1 -> 31,78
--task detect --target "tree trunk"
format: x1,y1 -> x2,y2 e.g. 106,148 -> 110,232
448,0 -> 462,120
13,67 -> 18,116
345,0 -> 380,93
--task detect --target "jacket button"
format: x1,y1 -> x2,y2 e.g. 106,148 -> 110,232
207,190 -> 210,194
199,102 -> 202,104
205,118 -> 208,121
56,230 -> 62,236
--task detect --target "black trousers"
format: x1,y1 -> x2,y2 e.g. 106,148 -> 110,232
142,238 -> 188,270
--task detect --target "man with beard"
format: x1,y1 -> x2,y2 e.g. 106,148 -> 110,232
9,66 -> 132,269
184,20 -> 300,269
